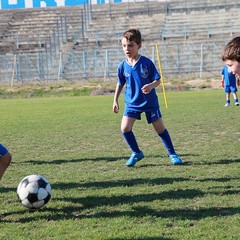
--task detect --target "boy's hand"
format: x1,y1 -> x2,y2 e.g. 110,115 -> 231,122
113,102 -> 119,113
238,78 -> 240,87
221,80 -> 224,88
141,84 -> 152,94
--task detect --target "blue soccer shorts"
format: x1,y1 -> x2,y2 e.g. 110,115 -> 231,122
224,85 -> 238,93
123,108 -> 162,124
0,144 -> 8,157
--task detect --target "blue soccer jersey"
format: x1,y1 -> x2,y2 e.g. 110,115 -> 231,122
118,55 -> 160,112
222,65 -> 236,87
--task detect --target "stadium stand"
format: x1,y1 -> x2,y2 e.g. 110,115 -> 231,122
1,0 -> 240,83
0,6 -> 84,53
161,5 -> 240,41
73,1 -> 166,49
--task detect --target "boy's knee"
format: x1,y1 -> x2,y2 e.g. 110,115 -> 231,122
121,126 -> 132,133
8,153 -> 12,163
3,152 -> 12,166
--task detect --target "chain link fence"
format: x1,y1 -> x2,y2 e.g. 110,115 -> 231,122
0,40 -> 225,85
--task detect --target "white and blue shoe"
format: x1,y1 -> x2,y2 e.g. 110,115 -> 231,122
125,151 -> 144,167
169,154 -> 183,165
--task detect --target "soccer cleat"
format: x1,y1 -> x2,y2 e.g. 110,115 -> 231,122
225,103 -> 230,107
235,102 -> 239,106
125,151 -> 144,167
169,154 -> 183,165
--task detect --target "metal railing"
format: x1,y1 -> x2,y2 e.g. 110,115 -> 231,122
0,40 -> 226,85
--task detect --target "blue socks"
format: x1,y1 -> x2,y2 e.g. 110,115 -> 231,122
122,129 -> 176,156
158,129 -> 176,155
122,130 -> 141,153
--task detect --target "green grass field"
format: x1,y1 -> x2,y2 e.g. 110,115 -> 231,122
1,90 -> 240,240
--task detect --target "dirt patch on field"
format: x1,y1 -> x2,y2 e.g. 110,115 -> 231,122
0,79 -> 223,98
185,79 -> 221,90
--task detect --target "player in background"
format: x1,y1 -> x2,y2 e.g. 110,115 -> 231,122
222,36 -> 240,76
112,29 -> 183,167
0,144 -> 12,180
221,65 -> 239,106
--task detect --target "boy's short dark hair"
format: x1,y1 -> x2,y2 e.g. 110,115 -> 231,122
122,29 -> 142,45
222,36 -> 240,62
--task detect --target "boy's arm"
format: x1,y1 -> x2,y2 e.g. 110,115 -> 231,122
237,75 -> 240,87
113,83 -> 123,113
221,75 -> 224,88
141,79 -> 160,94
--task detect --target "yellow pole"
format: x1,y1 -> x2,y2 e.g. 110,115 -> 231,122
156,43 -> 168,108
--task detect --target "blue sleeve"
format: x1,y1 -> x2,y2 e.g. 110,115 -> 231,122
117,61 -> 126,87
0,144 -> 8,157
221,67 -> 225,75
148,58 -> 160,81
151,62 -> 161,81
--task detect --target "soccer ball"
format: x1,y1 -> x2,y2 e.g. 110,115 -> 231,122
17,174 -> 51,209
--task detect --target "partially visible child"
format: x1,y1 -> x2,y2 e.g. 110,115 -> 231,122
222,36 -> 240,75
112,29 -> 182,167
0,144 -> 12,180
221,65 -> 239,106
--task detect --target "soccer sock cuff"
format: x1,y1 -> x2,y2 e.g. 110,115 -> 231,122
158,129 -> 176,155
122,130 -> 141,153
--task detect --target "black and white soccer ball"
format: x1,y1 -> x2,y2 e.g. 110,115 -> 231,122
17,174 -> 51,209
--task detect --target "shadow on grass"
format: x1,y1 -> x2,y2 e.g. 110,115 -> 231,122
13,156 -> 123,165
1,185 -> 240,224
11,153 -> 240,167
0,187 -> 16,193
52,177 -> 190,189
188,158 -> 240,166
196,176 -> 240,182
108,238 -> 171,240
12,153 -> 193,165
3,156 -> 240,224
52,173 -> 240,189
206,158 -> 240,165
56,189 -> 203,207
1,203 -> 240,224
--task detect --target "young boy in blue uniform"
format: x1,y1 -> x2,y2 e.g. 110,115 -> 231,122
113,29 -> 182,167
0,144 -> 12,180
221,65 -> 239,106
222,36 -> 240,76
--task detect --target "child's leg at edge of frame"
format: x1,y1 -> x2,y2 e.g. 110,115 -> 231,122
233,92 -> 239,102
121,116 -> 141,153
0,152 -> 12,180
226,93 -> 230,103
152,118 -> 176,155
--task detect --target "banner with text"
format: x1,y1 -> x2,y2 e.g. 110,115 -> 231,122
0,0 -> 123,9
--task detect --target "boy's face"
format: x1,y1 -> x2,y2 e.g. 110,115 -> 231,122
121,37 -> 141,59
225,60 -> 240,75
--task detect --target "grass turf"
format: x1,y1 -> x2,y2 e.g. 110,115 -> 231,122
0,89 -> 240,239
